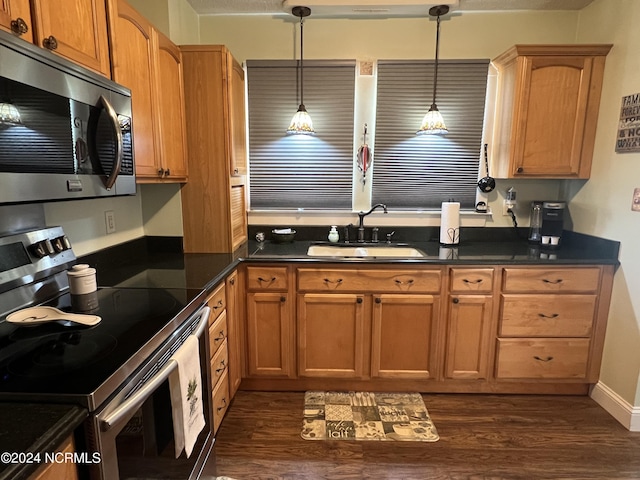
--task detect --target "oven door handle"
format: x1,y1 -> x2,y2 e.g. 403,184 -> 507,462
99,306 -> 211,432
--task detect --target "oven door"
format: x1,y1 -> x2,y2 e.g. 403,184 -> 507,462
88,306 -> 213,480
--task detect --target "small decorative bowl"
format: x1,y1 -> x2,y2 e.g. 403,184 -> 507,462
271,229 -> 296,244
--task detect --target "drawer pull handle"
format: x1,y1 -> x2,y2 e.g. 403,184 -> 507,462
533,356 -> 554,362
10,17 -> 29,35
216,360 -> 226,373
43,35 -> 58,50
257,276 -> 276,284
217,397 -> 227,411
462,279 -> 483,284
214,330 -> 225,342
212,300 -> 223,309
323,278 -> 343,284
542,278 -> 563,284
538,313 -> 559,319
394,279 -> 414,285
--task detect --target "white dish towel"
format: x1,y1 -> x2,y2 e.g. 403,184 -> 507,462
169,335 -> 206,458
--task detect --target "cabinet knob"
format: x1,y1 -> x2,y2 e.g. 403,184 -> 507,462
10,18 -> 29,36
234,168 -> 239,175
357,297 -> 364,304
280,296 -> 286,303
374,297 -> 381,304
516,167 -> 524,173
229,278 -> 235,285
158,168 -> 165,176
452,298 -> 459,304
43,35 -> 58,50
165,168 -> 171,176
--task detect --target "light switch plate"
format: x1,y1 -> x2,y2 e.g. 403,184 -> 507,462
633,188 -> 640,212
105,210 -> 116,234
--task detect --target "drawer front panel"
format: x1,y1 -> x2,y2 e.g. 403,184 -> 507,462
449,268 -> 494,293
208,310 -> 228,356
297,268 -> 441,293
212,370 -> 230,433
502,267 -> 600,293
500,294 -> 596,337
246,266 -> 288,291
496,338 -> 590,379
207,282 -> 226,323
211,338 -> 229,386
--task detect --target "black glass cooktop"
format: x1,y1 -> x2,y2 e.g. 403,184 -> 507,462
0,287 -> 201,409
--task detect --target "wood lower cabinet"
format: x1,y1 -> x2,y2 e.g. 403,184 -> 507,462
245,265 -> 295,378
0,0 -> 33,43
225,269 -> 243,398
495,266 -> 614,383
492,44 -> 612,179
371,294 -> 439,380
180,45 -> 248,253
30,0 -> 111,76
298,293 -> 367,378
29,435 -> 79,480
206,283 -> 230,434
444,268 -> 495,380
107,0 -> 188,182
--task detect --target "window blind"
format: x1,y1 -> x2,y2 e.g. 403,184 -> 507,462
246,60 -> 356,210
372,60 -> 489,209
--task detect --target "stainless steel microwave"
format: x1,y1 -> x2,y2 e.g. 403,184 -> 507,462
0,30 -> 135,204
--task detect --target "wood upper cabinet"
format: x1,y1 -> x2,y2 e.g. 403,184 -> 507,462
180,45 -> 248,253
30,0 -> 111,77
107,0 -> 188,182
492,45 -> 612,179
0,0 -> 33,43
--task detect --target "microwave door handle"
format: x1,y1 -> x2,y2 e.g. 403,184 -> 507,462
97,95 -> 123,190
99,306 -> 211,432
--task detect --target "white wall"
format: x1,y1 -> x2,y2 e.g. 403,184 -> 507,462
572,0 -> 640,407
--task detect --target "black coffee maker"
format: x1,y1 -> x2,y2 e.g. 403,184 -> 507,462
541,201 -> 566,247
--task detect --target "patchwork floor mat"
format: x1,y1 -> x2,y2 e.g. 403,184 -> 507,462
301,391 -> 439,442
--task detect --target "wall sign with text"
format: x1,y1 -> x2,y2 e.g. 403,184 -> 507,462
616,93 -> 640,153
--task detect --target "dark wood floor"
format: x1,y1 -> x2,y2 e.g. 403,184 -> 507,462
201,391 -> 640,480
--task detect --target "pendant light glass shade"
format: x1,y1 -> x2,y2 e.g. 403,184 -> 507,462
287,6 -> 315,135
417,5 -> 449,135
0,102 -> 22,125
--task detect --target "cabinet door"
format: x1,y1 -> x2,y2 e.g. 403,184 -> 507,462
107,0 -> 160,178
230,183 -> 247,250
246,292 -> 294,378
31,0 -> 110,76
0,0 -> 33,43
297,293 -> 367,378
155,30 -> 188,180
444,295 -> 493,380
225,270 -> 243,398
371,294 -> 439,380
228,54 -> 247,176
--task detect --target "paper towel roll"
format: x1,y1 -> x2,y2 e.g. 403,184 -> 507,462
440,202 -> 460,245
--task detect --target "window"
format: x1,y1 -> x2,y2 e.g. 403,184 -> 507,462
372,60 -> 490,209
246,60 -> 356,210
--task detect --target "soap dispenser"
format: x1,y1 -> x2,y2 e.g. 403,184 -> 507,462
328,226 -> 339,243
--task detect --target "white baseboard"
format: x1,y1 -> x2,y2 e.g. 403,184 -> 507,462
590,381 -> 640,431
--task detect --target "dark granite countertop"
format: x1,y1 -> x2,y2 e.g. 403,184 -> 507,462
0,403 -> 87,480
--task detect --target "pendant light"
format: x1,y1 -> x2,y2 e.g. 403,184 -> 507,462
286,6 -> 315,135
417,5 -> 449,135
0,101 -> 22,126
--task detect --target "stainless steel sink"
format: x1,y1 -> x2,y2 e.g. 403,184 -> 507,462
306,244 -> 426,258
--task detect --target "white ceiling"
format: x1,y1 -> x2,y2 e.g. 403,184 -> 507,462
185,0 -> 596,16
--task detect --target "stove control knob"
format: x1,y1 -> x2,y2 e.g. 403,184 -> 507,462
42,239 -> 55,255
30,241 -> 47,258
61,236 -> 71,249
52,236 -> 70,252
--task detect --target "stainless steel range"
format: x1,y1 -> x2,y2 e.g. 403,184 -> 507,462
0,227 -> 213,480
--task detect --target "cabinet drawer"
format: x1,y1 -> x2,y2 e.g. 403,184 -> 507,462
502,267 -> 600,293
449,268 -> 494,293
212,370 -> 230,434
210,338 -> 229,387
496,338 -> 590,379
208,310 -> 227,356
297,268 -> 441,293
207,283 -> 226,324
500,294 -> 596,337
246,266 -> 288,291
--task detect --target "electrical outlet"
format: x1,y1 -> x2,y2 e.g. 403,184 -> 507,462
105,210 -> 116,234
503,200 -> 515,216
633,188 -> 640,212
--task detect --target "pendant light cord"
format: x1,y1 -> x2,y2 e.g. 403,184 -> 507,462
300,15 -> 305,107
432,13 -> 441,107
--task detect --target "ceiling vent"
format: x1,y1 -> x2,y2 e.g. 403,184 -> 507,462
282,0 -> 459,17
